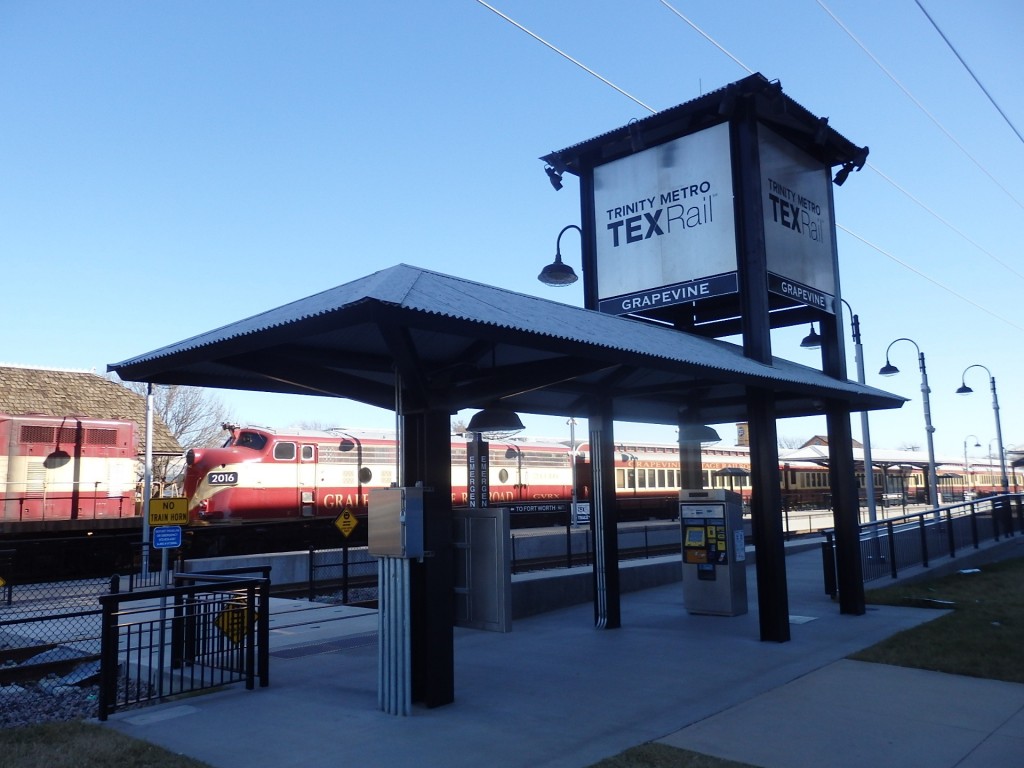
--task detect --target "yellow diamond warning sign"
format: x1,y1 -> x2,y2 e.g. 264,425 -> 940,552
215,602 -> 256,645
334,508 -> 359,537
148,497 -> 189,526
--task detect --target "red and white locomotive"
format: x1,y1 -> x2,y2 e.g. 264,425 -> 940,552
183,425 -> 582,524
0,412 -> 137,522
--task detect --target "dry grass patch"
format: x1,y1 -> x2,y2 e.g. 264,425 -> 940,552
852,555 -> 1024,682
589,742 -> 760,767
0,721 -> 212,768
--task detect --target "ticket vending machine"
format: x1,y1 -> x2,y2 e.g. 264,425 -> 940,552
679,489 -> 747,616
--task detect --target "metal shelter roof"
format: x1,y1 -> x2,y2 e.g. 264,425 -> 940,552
542,72 -> 868,179
107,264 -> 905,425
780,445 -> 962,471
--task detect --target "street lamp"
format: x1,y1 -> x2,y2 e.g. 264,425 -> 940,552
956,364 -> 1009,495
963,434 -> 981,499
504,445 -> 524,500
620,452 -> 638,495
800,300 -> 878,524
538,225 -> 581,286
879,338 -> 939,509
337,432 -> 369,512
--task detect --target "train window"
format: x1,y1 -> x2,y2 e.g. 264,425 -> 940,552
301,445 -> 315,461
615,468 -> 625,489
274,442 -> 296,461
234,431 -> 268,451
498,469 -> 509,483
638,470 -> 647,489
657,469 -> 666,488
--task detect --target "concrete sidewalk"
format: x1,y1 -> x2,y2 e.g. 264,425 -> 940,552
102,540 -> 1024,768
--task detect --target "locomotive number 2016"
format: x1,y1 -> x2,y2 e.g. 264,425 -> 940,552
208,471 -> 239,485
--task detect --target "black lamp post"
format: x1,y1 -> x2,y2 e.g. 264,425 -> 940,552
956,364 -> 1009,494
801,300 -> 878,523
879,338 -> 939,509
620,452 -> 638,495
963,434 -> 981,499
337,433 -> 367,512
504,445 -> 524,500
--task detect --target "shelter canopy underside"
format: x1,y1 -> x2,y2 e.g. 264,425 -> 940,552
108,264 -> 904,424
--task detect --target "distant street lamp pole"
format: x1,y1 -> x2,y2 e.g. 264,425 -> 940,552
963,434 -> 980,498
337,432 -> 365,512
956,364 -> 1009,495
879,338 -> 939,509
620,452 -> 638,495
801,300 -> 878,523
567,418 -> 579,526
505,445 -> 524,500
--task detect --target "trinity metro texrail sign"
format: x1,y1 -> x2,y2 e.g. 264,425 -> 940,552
547,75 -> 858,330
592,120 -> 837,319
593,123 -> 740,316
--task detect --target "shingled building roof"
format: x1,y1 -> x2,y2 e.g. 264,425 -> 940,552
0,364 -> 181,455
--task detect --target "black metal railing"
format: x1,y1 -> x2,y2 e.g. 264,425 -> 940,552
307,544 -> 377,604
97,569 -> 270,721
821,493 -> 1022,593
0,492 -> 133,521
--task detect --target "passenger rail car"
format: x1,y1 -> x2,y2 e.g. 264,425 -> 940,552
184,425 -> 850,527
0,413 -> 137,523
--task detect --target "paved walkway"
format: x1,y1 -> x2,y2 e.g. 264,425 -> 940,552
102,538 -> 1024,768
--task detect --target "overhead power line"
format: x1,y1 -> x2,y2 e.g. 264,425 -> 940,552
837,224 -> 1024,333
914,0 -> 1024,147
658,0 -> 1024,288
478,0 -> 1024,332
657,0 -> 753,75
817,0 -> 1024,213
474,0 -> 656,114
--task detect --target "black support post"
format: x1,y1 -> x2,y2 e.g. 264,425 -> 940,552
402,409 -> 455,707
825,405 -> 866,614
819,303 -> 866,615
733,101 -> 790,642
747,390 -> 790,642
588,400 -> 620,629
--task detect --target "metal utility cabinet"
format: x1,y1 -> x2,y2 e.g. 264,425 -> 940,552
679,489 -> 747,616
368,487 -> 424,558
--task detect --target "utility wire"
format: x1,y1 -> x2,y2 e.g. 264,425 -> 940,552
474,0 -> 656,114
866,164 -> 1024,281
657,0 -> 753,75
659,0 -> 1024,286
817,0 -> 1024,213
479,0 -> 1024,331
914,0 -> 1024,147
837,224 -> 1024,333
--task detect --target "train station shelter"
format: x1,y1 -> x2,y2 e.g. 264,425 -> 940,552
109,262 -> 905,708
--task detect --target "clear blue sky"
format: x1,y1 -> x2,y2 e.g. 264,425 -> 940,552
3,1 -> 1022,461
